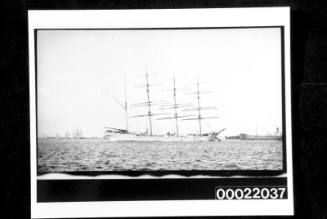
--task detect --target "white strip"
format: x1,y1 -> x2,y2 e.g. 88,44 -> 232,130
37,173 -> 288,180
29,8 -> 289,29
35,200 -> 293,218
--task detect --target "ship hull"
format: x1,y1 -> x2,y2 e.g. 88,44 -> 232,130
104,133 -> 218,142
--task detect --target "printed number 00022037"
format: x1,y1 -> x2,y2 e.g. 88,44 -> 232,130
215,187 -> 287,200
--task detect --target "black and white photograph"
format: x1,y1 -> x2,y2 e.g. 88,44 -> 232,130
29,8 -> 294,218
37,27 -> 284,174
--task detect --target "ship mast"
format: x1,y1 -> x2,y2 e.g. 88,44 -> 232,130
196,77 -> 202,135
112,74 -> 129,132
173,76 -> 179,136
123,73 -> 128,131
157,76 -> 195,136
182,77 -> 218,136
145,69 -> 153,136
130,69 -> 167,135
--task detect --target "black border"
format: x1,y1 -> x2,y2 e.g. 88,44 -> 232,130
4,0 -> 327,218
34,26 -> 287,177
37,177 -> 288,202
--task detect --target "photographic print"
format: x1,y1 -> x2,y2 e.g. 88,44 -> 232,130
37,27 -> 283,174
29,8 -> 293,218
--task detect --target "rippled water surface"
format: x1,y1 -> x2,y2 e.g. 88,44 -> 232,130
38,138 -> 283,172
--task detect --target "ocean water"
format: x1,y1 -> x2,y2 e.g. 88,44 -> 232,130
37,138 -> 283,172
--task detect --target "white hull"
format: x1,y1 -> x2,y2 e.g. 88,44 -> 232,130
104,133 -> 218,142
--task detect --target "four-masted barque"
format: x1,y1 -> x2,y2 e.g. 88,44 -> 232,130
104,70 -> 225,141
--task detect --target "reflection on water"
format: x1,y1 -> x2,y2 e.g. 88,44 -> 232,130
37,138 -> 283,172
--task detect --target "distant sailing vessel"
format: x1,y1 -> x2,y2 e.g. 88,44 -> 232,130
104,70 -> 225,142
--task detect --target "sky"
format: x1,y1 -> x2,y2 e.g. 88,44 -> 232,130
37,28 -> 282,137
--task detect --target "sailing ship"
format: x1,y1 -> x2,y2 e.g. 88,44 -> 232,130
104,70 -> 225,142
